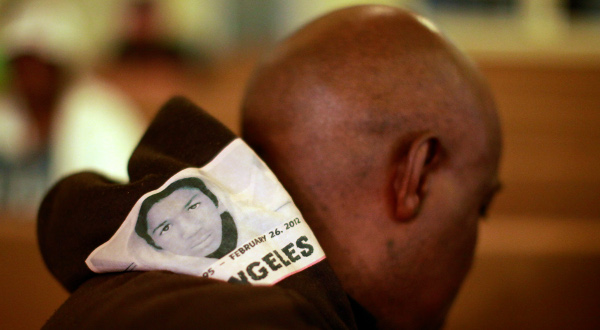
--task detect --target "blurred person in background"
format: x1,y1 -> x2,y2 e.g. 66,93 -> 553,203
100,0 -> 211,120
116,0 -> 190,65
0,0 -> 145,218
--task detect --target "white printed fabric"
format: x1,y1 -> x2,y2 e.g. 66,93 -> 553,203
86,138 -> 325,285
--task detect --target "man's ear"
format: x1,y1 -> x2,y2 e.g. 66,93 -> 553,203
393,135 -> 439,220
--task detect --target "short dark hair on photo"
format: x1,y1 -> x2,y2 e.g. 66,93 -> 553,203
135,177 -> 219,249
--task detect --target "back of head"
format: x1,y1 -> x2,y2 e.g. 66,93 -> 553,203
242,5 -> 501,329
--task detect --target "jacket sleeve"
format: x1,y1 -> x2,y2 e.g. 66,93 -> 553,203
37,97 -> 358,329
43,271 -> 331,330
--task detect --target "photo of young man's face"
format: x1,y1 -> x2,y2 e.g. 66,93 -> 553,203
146,187 -> 223,257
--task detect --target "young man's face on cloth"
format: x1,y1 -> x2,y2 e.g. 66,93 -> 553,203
146,187 -> 223,257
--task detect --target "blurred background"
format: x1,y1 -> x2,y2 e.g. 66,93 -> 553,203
0,0 -> 598,328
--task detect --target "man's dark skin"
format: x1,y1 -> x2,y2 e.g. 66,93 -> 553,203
242,5 -> 502,329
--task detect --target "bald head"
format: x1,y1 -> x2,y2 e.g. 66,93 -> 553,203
243,5 -> 501,329
245,6 -> 498,150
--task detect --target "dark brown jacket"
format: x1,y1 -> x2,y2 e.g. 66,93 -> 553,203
38,97 -> 368,329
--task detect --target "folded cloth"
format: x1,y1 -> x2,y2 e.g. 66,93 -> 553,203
38,97 -> 359,329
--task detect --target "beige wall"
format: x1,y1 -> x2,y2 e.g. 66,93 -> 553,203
447,59 -> 600,329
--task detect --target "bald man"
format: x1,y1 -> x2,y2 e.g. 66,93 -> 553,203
242,5 -> 502,329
